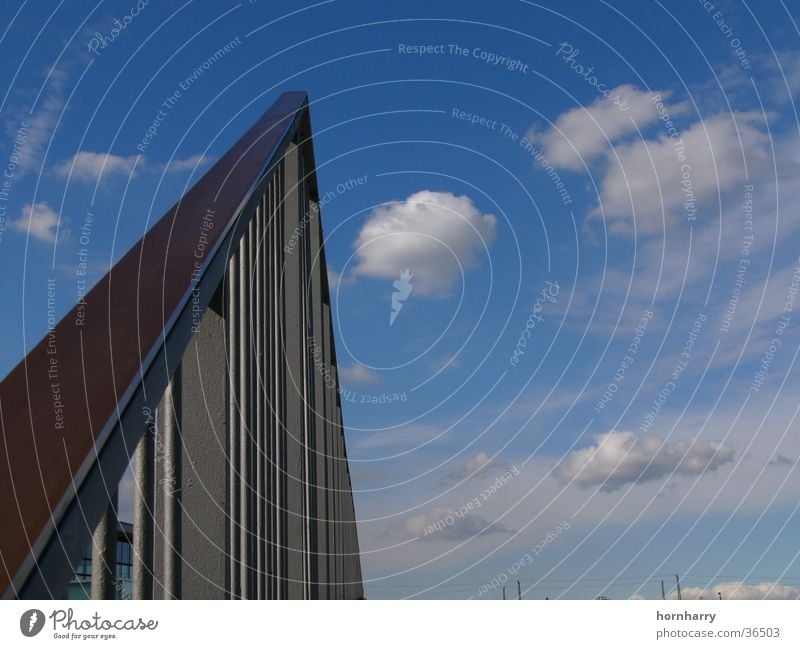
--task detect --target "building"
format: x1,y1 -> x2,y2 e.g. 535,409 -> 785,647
0,92 -> 363,599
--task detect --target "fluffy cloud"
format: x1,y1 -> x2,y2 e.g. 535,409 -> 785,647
55,150 -> 139,182
679,582 -> 800,600
352,190 -> 496,296
9,202 -> 63,243
555,430 -> 734,490
532,85 -> 773,234
530,85 -> 687,170
161,154 -> 211,173
340,364 -> 381,385
10,65 -> 68,178
440,451 -> 510,485
385,506 -> 510,542
594,112 -> 770,234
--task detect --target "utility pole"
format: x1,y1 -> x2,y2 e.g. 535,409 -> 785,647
502,586 -> 506,600
517,580 -> 522,600
675,575 -> 682,601
661,580 -> 666,600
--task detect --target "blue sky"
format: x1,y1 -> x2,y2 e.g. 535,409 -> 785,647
3,0 -> 800,600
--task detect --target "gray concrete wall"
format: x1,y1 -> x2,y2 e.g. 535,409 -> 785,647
147,133 -> 363,600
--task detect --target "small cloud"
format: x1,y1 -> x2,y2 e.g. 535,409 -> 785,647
340,364 -> 381,385
440,452 -> 510,485
768,454 -> 794,466
352,190 -> 496,297
55,150 -> 139,182
677,582 -> 800,600
161,153 -> 211,173
555,430 -> 734,490
7,64 -> 69,178
9,202 -> 64,243
430,353 -> 462,372
385,506 -> 512,542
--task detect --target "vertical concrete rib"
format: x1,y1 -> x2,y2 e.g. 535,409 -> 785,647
133,416 -> 154,599
91,492 -> 117,600
247,213 -> 257,599
308,200 -> 327,599
163,370 -> 182,599
255,198 -> 265,600
332,389 -> 342,599
299,153 -> 314,600
239,227 -> 252,599
281,141 -> 307,599
177,281 -> 228,599
272,168 -> 287,599
227,254 -> 240,599
338,404 -> 345,599
265,175 -> 276,599
321,303 -> 335,598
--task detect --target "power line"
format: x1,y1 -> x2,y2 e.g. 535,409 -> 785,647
366,573 -> 800,588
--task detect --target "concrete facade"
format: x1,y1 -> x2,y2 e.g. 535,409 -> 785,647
0,93 -> 362,601
142,136 -> 364,600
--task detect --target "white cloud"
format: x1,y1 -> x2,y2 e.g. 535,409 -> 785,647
440,451 -> 510,485
530,85 -> 687,171
9,202 -> 63,243
385,506 -> 510,541
352,190 -> 496,296
594,112 -> 770,234
532,85 -> 774,235
340,364 -> 381,385
679,581 -> 800,600
6,65 -> 68,178
555,430 -> 734,490
161,154 -> 211,173
55,150 -> 139,182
